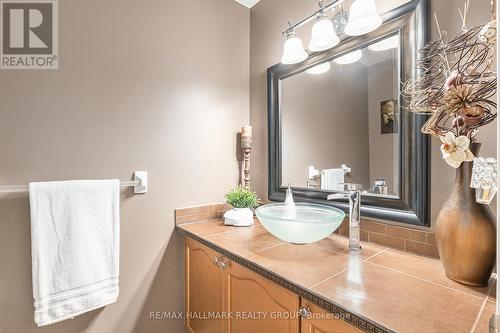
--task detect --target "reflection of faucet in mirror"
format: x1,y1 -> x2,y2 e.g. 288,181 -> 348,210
327,183 -> 362,251
369,179 -> 388,195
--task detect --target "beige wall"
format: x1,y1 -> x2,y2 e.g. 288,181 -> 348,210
250,0 -> 497,227
281,63 -> 370,188
0,0 -> 249,332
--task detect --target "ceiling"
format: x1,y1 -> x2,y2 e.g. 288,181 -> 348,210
234,0 -> 260,8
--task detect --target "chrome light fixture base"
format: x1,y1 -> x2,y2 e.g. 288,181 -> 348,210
332,11 -> 348,35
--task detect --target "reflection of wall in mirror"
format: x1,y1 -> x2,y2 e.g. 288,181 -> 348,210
367,57 -> 399,195
281,62 -> 370,189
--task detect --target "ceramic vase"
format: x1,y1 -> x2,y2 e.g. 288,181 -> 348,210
435,143 -> 496,287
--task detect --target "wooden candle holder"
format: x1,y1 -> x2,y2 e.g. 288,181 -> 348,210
241,127 -> 253,187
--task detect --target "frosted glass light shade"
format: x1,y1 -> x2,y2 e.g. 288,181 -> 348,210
308,18 -> 340,52
345,0 -> 382,36
368,35 -> 399,51
281,34 -> 308,64
334,50 -> 362,64
306,62 -> 331,74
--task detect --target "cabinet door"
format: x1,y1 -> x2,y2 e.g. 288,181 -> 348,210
300,300 -> 363,333
223,260 -> 300,333
185,238 -> 224,333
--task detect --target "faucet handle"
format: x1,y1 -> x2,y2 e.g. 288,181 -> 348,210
341,183 -> 363,191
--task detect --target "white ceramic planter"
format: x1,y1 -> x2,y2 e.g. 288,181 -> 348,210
223,208 -> 253,227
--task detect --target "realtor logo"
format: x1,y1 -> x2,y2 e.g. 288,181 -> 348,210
1,0 -> 58,69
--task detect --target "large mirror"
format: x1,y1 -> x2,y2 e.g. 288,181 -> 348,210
268,0 -> 430,226
281,33 -> 401,198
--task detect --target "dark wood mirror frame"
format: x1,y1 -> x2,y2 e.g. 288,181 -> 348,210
267,0 -> 431,227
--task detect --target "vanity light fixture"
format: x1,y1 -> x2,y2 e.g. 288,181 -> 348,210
344,0 -> 382,36
308,1 -> 340,52
368,35 -> 399,51
280,0 -> 384,65
281,23 -> 308,65
305,62 -> 331,74
334,49 -> 362,65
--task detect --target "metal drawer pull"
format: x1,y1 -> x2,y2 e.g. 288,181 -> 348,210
219,257 -> 231,269
213,256 -> 221,266
299,306 -> 311,318
213,256 -> 230,269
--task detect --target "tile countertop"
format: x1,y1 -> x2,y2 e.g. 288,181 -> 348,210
176,218 -> 496,333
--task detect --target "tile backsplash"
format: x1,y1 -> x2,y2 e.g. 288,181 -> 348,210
175,203 -> 228,224
336,218 -> 438,258
175,203 -> 438,258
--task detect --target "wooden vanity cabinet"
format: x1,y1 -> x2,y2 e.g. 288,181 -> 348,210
223,258 -> 300,333
185,237 -> 225,333
300,301 -> 363,333
185,238 -> 362,333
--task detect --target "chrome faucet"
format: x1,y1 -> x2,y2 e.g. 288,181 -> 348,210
327,183 -> 362,251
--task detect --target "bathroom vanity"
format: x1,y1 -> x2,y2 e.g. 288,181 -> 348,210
177,216 -> 495,333
183,233 -> 363,333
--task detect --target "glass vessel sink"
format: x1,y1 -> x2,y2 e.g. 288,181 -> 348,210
255,203 -> 345,244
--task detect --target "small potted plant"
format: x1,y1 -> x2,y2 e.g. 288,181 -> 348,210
224,186 -> 259,226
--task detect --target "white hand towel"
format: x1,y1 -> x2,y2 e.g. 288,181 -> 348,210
29,179 -> 120,326
321,169 -> 345,191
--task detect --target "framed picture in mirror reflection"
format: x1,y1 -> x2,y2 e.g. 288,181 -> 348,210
380,99 -> 398,134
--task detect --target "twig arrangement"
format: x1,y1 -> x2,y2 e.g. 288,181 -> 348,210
402,1 -> 496,168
